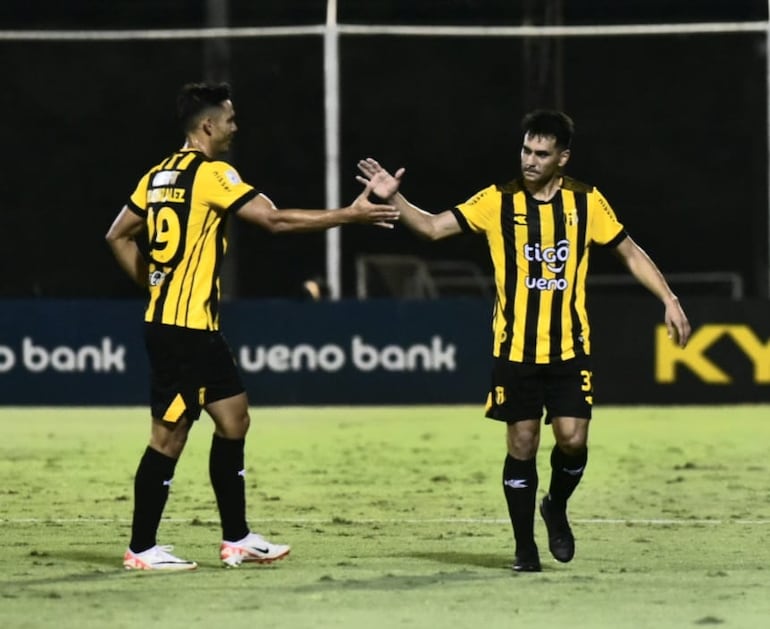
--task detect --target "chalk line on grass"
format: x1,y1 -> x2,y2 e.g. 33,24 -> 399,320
1,517 -> 768,525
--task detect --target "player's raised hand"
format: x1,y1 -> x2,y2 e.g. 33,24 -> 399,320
349,176 -> 400,228
357,158 -> 405,201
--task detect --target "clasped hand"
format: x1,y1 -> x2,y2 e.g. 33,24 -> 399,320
353,158 -> 406,229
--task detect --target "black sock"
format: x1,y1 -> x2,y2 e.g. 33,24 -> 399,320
502,454 -> 538,553
129,446 -> 177,553
209,434 -> 250,542
548,445 -> 588,508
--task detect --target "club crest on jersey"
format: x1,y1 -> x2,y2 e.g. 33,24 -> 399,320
149,270 -> 167,287
225,169 -> 242,185
563,209 -> 578,226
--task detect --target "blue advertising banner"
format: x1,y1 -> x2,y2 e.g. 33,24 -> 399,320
225,299 -> 490,405
0,298 -> 768,406
0,299 -> 490,406
0,300 -> 146,405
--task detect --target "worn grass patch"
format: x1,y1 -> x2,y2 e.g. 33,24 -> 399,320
1,405 -> 769,628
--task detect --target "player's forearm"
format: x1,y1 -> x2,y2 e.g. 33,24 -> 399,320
108,239 -> 148,287
392,194 -> 442,240
624,247 -> 678,305
263,207 -> 355,233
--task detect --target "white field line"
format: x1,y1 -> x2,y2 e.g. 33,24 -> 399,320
1,517 -> 769,525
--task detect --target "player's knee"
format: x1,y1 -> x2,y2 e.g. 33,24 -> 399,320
506,429 -> 540,459
218,411 -> 250,439
555,433 -> 587,455
150,423 -> 189,458
508,442 -> 538,459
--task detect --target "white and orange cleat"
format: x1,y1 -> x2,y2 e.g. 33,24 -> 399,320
220,532 -> 290,567
123,545 -> 198,571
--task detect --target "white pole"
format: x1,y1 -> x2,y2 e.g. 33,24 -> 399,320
763,0 -> 770,298
324,0 -> 341,299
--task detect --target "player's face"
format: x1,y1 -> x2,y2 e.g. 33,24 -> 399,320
520,133 -> 569,186
208,99 -> 238,154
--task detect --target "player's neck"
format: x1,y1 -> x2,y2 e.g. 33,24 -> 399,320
182,136 -> 215,159
525,175 -> 562,202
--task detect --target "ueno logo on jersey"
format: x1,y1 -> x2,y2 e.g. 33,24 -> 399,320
524,239 -> 570,291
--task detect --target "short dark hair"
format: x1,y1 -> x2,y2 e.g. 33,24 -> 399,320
521,109 -> 574,149
177,82 -> 232,133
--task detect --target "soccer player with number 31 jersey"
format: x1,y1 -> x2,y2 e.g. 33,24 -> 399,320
357,110 -> 691,571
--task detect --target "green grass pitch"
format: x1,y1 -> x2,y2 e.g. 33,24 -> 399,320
1,405 -> 769,628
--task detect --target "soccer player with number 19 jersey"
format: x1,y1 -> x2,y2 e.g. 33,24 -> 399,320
357,110 -> 691,572
106,82 -> 400,571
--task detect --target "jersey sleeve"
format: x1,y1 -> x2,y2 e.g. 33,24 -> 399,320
127,172 -> 151,216
452,185 -> 500,234
197,160 -> 259,213
588,187 -> 626,246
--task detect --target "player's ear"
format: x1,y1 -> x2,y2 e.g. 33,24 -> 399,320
202,118 -> 213,136
558,149 -> 571,168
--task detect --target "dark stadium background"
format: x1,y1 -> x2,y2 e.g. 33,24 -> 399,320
1,0 -> 766,299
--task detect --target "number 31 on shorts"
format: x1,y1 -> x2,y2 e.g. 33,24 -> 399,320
580,369 -> 593,405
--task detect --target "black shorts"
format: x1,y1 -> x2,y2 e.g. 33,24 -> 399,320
484,356 -> 594,424
144,323 -> 245,423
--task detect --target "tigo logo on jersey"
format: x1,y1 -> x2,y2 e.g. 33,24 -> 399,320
524,240 -> 569,273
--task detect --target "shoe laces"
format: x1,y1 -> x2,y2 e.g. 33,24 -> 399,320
152,545 -> 180,559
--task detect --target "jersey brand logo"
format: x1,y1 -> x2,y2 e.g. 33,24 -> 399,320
513,214 -> 528,225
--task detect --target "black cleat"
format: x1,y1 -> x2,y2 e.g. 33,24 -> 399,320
539,495 -> 575,563
512,545 -> 542,572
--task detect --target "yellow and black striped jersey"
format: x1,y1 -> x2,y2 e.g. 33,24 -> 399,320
452,176 -> 626,364
127,148 -> 258,330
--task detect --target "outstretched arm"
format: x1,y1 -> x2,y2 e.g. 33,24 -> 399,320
235,176 -> 400,233
613,236 -> 691,347
105,206 -> 148,288
357,158 -> 462,241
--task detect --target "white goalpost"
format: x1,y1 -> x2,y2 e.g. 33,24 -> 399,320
2,0 -> 768,298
